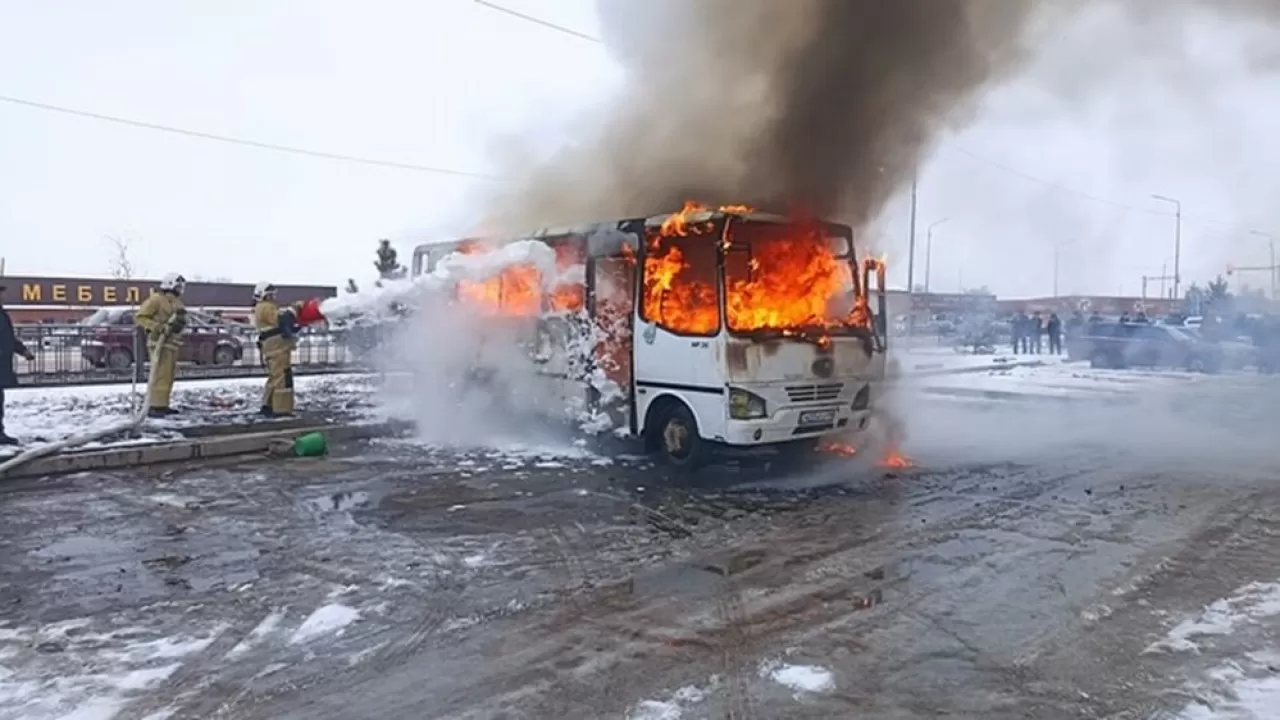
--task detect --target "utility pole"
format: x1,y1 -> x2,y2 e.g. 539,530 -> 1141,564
1151,194 -> 1182,299
1248,230 -> 1277,299
1141,273 -> 1176,301
924,217 -> 949,294
1053,247 -> 1060,297
906,173 -> 919,335
1052,241 -> 1074,298
906,174 -> 918,294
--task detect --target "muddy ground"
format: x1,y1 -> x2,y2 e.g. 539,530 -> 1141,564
3,375 -> 1280,719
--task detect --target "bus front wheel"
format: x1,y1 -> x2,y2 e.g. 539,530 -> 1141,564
652,401 -> 707,470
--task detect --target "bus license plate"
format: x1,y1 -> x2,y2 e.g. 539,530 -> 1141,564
799,409 -> 836,426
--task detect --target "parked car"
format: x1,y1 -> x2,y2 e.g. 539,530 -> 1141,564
1068,321 -> 1223,373
80,308 -> 245,369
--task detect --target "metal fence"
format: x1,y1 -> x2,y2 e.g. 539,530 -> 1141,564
12,323 -> 364,387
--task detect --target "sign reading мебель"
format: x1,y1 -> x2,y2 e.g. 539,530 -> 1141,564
1,276 -> 337,308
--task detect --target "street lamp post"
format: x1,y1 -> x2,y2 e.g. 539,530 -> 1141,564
924,217 -> 950,294
1248,230 -> 1277,299
1151,194 -> 1182,299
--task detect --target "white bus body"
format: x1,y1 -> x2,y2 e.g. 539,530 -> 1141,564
411,209 -> 888,467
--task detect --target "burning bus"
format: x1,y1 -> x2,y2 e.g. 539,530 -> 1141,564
410,202 -> 888,469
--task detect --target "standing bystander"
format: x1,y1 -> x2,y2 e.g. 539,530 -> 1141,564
0,285 -> 36,445
1047,313 -> 1063,355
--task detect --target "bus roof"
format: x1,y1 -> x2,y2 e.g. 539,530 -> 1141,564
410,212 -> 850,254
641,209 -> 793,227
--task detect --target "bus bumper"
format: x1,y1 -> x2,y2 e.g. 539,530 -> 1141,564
720,408 -> 873,446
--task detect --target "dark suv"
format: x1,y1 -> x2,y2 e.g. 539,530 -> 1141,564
80,308 -> 245,369
1069,321 -> 1222,373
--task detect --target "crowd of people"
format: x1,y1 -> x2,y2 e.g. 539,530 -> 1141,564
1007,311 -> 1065,355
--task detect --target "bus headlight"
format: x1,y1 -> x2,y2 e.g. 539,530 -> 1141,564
728,388 -> 768,420
852,384 -> 871,411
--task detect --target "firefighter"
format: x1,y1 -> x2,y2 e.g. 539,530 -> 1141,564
133,273 -> 187,417
253,282 -> 302,417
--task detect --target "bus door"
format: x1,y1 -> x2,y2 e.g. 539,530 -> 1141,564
586,250 -> 637,432
862,256 -> 888,350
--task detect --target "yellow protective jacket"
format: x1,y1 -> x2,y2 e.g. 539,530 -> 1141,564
134,291 -> 185,350
254,299 -> 303,351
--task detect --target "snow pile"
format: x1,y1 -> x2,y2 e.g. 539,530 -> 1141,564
318,239 -> 559,323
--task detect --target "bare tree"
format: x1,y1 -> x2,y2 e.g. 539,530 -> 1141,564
106,235 -> 136,280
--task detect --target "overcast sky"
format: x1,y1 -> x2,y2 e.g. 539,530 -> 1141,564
2,0 -> 1279,299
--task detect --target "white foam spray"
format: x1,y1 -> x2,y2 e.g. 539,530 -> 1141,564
321,236 -> 630,451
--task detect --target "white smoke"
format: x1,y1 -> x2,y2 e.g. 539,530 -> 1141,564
323,236 -> 629,450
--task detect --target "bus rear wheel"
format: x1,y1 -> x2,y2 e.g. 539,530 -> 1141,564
654,402 -> 707,470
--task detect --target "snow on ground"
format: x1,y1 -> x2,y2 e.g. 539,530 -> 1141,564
0,618 -> 224,720
1148,582 -> 1280,655
759,659 -> 835,695
895,346 -> 1050,375
2,368 -> 627,466
288,604 -> 361,645
1,374 -> 378,451
1145,580 -> 1280,719
1176,651 -> 1280,719
358,436 -> 632,479
626,683 -> 713,720
910,358 -> 1247,402
0,594 -> 381,719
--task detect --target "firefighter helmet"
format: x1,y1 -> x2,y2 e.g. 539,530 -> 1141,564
253,281 -> 277,301
158,273 -> 186,294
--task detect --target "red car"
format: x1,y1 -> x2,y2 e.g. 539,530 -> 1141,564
80,308 -> 245,369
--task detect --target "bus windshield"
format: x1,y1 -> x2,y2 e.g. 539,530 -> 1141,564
722,220 -> 862,337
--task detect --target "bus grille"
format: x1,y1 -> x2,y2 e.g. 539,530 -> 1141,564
785,383 -> 844,403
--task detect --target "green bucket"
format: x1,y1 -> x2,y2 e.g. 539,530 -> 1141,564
293,432 -> 328,457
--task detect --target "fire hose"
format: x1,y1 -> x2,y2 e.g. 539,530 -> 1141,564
0,326 -> 173,477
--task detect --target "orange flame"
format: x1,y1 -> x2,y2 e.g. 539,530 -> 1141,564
817,441 -> 859,457
454,240 -> 585,316
877,447 -> 914,469
642,201 -> 883,340
548,243 -> 585,313
724,225 -> 852,334
660,200 -> 717,237
641,240 -> 719,334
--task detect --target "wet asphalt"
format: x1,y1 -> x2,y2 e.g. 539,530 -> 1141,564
3,373 -> 1280,719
